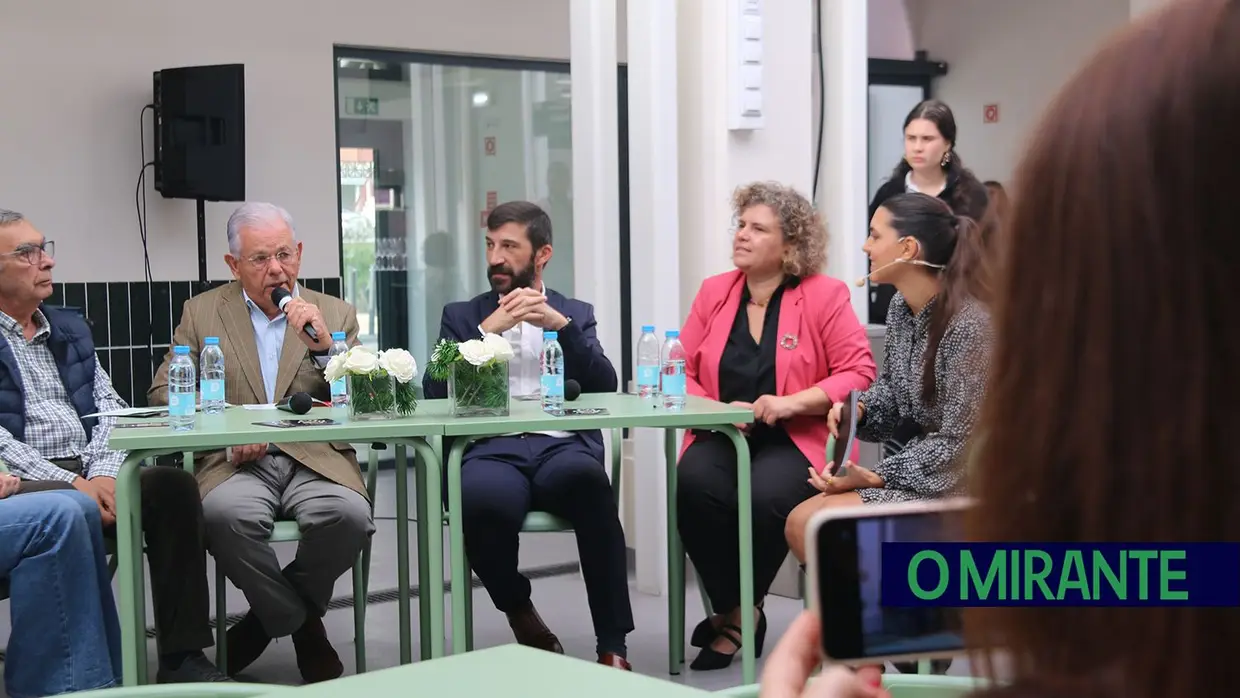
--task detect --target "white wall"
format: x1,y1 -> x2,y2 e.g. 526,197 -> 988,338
909,0 -> 1129,184
870,0 -> 917,60
0,0 -> 629,283
676,0 -> 814,310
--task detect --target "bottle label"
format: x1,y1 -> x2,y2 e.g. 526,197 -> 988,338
331,378 -> 347,397
541,373 -> 564,397
168,391 -> 197,417
637,365 -> 660,388
200,379 -> 225,403
662,373 -> 686,397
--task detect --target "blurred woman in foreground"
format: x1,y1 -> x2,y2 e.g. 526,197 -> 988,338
762,0 -> 1240,695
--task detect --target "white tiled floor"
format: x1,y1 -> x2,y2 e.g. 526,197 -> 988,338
0,470 -> 977,694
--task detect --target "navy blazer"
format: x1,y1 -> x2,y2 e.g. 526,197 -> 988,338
423,288 -> 618,456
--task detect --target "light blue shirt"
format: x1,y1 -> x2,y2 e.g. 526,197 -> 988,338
241,286 -> 299,404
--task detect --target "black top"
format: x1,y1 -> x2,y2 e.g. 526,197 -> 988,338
718,280 -> 790,405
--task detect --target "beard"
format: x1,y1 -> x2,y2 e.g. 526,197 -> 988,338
487,256 -> 538,294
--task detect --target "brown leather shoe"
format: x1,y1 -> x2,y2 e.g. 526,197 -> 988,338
506,602 -> 564,653
224,612 -> 272,677
598,652 -> 632,671
291,615 -> 344,683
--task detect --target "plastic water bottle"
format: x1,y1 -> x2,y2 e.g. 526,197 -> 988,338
168,345 -> 197,431
200,337 -> 225,415
328,331 -> 350,407
540,330 -> 565,413
636,325 -> 661,402
661,330 -> 687,411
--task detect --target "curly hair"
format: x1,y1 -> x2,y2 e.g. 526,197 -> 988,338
731,181 -> 827,278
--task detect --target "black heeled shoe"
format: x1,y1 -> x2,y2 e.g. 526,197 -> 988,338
689,609 -> 767,671
690,616 -> 719,648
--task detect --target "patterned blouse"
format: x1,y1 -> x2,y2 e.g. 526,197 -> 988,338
856,292 -> 992,503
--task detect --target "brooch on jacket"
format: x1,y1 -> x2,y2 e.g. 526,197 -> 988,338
780,334 -> 798,350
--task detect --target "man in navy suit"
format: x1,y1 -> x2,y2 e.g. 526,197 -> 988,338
423,201 -> 634,670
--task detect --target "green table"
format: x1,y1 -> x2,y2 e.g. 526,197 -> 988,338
108,403 -> 452,686
441,394 -> 757,683
281,643 -> 716,697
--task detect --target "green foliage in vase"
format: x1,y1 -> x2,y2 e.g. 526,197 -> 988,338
394,380 -> 418,416
452,362 -> 508,409
425,339 -> 462,382
349,372 -> 397,416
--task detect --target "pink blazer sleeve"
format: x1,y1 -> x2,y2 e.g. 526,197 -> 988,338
680,283 -> 710,398
812,284 -> 877,402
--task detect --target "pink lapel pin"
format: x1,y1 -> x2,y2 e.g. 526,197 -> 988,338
780,334 -> 798,350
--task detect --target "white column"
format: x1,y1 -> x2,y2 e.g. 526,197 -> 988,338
819,0 -> 870,323
569,0 -> 621,367
627,0 -> 680,596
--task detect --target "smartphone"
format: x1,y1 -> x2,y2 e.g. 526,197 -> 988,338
806,497 -> 972,666
827,390 -> 860,476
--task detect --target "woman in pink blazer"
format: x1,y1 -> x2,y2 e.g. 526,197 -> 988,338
676,182 -> 877,670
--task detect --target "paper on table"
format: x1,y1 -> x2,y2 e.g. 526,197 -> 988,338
83,403 -> 235,418
242,403 -> 279,410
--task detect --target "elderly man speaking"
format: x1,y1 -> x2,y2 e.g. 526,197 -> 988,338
149,202 -> 374,682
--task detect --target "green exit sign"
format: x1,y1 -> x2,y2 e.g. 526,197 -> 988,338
346,97 -> 380,116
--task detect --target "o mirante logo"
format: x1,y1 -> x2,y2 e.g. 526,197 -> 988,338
880,543 -> 1240,607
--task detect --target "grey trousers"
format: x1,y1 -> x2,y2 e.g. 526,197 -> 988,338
201,453 -> 374,638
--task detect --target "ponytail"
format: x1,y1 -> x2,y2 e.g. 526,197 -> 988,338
922,214 -> 991,406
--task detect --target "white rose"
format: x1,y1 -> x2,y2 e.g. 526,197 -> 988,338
458,339 -> 494,367
323,352 -> 347,384
481,333 -> 515,362
342,346 -> 381,375
379,348 -> 418,383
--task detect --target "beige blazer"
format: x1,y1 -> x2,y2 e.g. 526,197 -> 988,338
148,282 -> 366,499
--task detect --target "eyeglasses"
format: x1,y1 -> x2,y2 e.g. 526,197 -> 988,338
241,249 -> 297,269
1,240 -> 54,265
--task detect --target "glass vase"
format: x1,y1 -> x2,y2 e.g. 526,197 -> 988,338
449,360 -> 510,417
347,372 -> 397,421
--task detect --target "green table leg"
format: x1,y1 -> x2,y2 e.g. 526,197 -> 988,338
665,429 -> 684,675
719,425 -> 756,684
116,452 -> 149,686
415,443 -> 432,661
447,437 -> 473,655
394,444 -> 412,664
409,439 -> 444,659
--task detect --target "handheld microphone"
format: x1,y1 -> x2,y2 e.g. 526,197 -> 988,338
276,392 -> 313,415
565,379 -> 582,402
270,287 -> 319,341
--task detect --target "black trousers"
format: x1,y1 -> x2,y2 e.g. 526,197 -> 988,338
20,465 -> 214,654
677,427 -> 817,613
451,433 -> 634,655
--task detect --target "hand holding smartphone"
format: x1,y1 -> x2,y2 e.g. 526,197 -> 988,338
805,497 -> 972,667
826,390 -> 861,476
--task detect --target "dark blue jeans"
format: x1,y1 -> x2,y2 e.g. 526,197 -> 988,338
0,490 -> 122,698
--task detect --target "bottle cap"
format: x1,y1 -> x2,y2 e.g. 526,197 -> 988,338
174,345 -> 191,355
665,330 -> 680,338
642,325 -> 655,332
204,337 -> 219,345
544,331 -> 558,339
331,331 -> 347,341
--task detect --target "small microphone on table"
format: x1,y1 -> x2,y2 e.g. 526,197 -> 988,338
276,392 -> 313,415
565,379 -> 582,402
270,287 -> 319,341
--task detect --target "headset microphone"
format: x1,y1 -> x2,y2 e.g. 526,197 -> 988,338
855,259 -> 905,287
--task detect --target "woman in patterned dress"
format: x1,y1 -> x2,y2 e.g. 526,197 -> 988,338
785,192 -> 992,562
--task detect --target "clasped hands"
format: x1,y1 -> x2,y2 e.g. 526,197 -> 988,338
481,287 -> 568,335
729,394 -> 800,431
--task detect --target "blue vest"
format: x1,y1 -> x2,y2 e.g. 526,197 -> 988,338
0,306 -> 99,442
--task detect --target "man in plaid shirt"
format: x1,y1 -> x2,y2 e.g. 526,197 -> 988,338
0,209 -> 227,683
